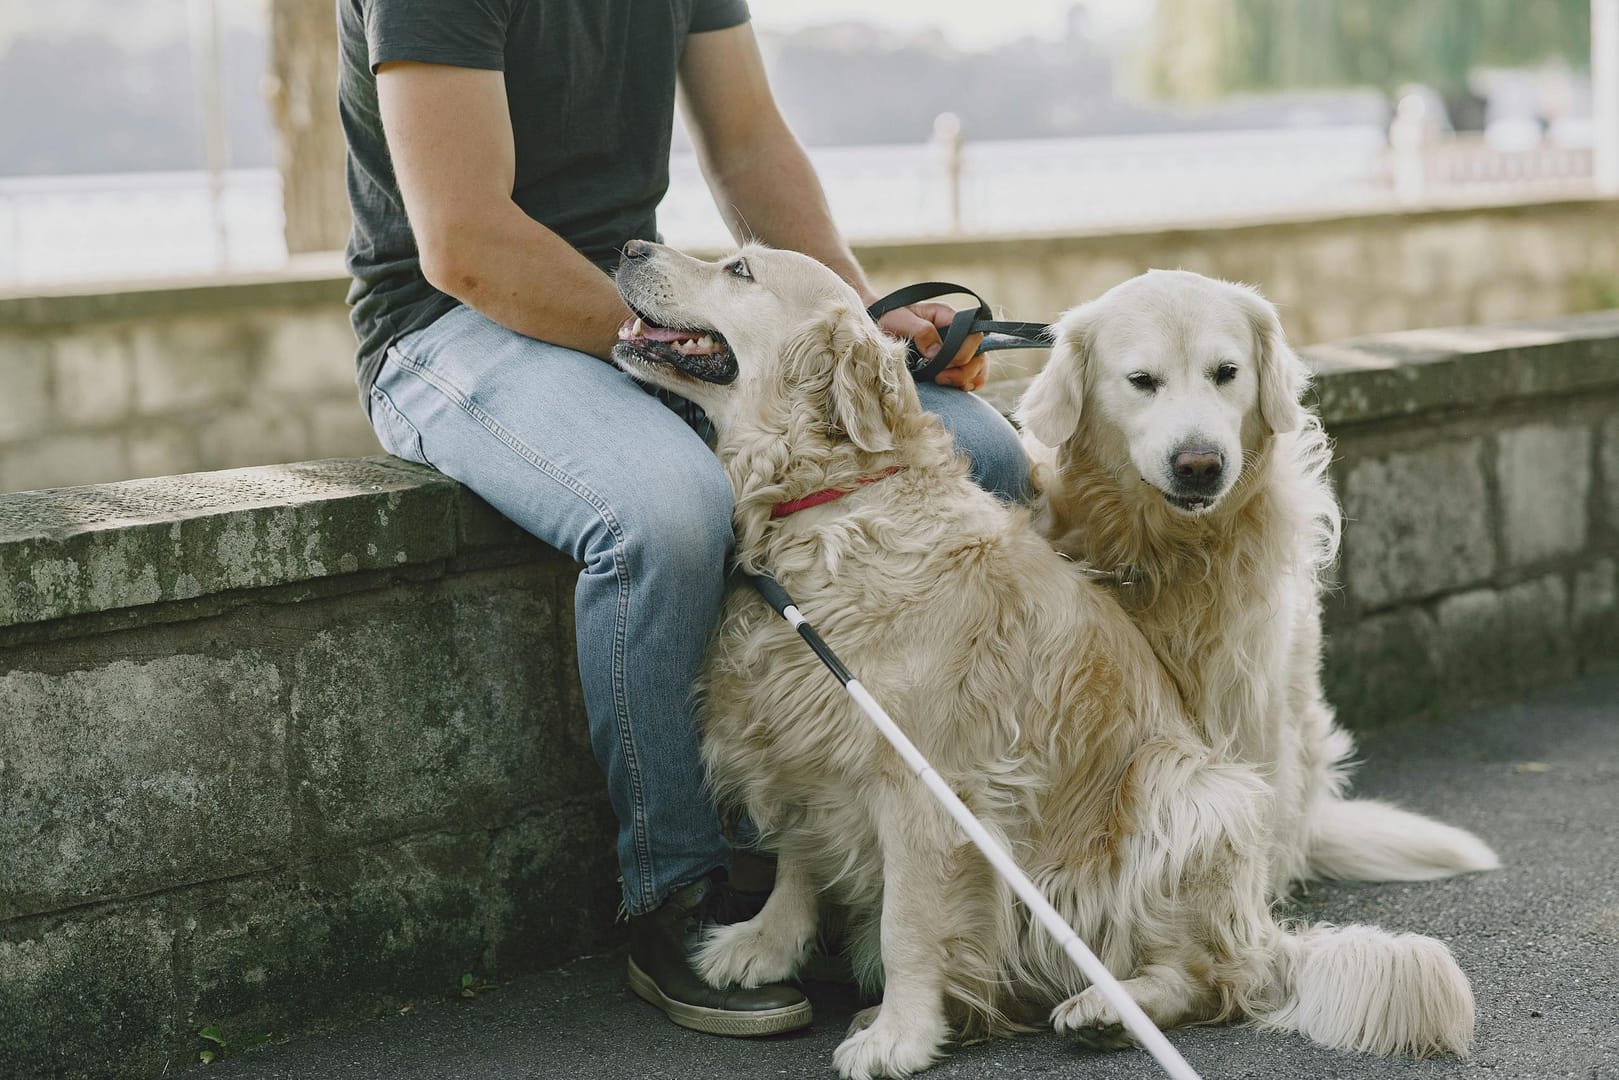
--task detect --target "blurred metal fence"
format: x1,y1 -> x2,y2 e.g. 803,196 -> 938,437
1389,136 -> 1596,205
660,127 -> 1407,247
0,170 -> 286,288
0,129 -> 1602,289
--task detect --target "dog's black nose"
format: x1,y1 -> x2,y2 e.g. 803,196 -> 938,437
623,239 -> 651,260
1172,449 -> 1223,489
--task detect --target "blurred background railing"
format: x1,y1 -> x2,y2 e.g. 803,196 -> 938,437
0,169 -> 285,286
0,126 -> 1604,288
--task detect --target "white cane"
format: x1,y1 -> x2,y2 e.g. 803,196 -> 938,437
747,574 -> 1203,1080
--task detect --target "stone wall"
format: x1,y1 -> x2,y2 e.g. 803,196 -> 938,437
3,198 -> 1616,495
0,265 -> 367,495
0,460 -> 615,1080
1306,314 -> 1619,724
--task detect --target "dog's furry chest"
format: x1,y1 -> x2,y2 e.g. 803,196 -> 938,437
1134,578 -> 1293,755
1045,511 -> 1298,760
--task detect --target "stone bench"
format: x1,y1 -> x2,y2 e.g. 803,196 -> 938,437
4,311 -> 1619,1079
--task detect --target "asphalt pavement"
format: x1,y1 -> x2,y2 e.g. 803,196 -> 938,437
204,674 -> 1619,1080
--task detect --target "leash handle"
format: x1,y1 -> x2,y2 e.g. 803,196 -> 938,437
865,282 -> 1051,382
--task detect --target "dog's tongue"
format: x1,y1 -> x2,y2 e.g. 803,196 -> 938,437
637,322 -> 694,343
619,316 -> 726,356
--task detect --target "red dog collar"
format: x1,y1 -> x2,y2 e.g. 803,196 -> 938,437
771,466 -> 907,519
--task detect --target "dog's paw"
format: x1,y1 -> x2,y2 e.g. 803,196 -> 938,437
1051,987 -> 1138,1051
832,1004 -> 947,1080
846,1004 -> 882,1036
693,916 -> 811,989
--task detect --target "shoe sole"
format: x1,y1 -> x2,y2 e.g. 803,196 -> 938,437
627,956 -> 813,1037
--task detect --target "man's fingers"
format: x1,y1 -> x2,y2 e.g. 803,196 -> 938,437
920,302 -> 956,331
876,308 -> 942,358
911,319 -> 943,358
913,302 -> 980,367
941,331 -> 985,368
872,302 -> 987,373
935,353 -> 986,389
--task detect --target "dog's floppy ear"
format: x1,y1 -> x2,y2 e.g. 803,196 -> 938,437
783,304 -> 912,453
1017,303 -> 1094,447
1240,288 -> 1308,436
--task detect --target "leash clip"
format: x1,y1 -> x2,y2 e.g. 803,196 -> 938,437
1072,559 -> 1136,588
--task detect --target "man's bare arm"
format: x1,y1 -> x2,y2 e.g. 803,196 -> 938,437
376,61 -> 628,358
677,28 -> 871,297
678,26 -> 985,389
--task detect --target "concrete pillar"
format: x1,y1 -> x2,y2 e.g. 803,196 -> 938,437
189,0 -> 232,268
1389,91 -> 1433,204
1596,0 -> 1619,194
932,112 -> 965,234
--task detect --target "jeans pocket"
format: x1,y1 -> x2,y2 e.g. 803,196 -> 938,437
369,380 -> 431,468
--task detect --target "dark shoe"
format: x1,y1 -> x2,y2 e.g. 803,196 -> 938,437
628,874 -> 812,1037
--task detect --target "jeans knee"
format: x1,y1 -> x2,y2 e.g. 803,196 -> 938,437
617,468 -> 735,577
972,425 -> 1032,503
914,383 -> 1030,502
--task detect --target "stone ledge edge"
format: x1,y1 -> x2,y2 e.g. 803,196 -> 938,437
978,309 -> 1619,426
5,310 -> 1617,630
0,457 -> 555,632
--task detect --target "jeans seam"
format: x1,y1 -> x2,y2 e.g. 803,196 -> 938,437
388,349 -> 659,913
370,373 -> 432,468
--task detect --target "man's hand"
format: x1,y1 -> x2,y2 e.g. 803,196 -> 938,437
680,27 -> 986,391
874,302 -> 988,391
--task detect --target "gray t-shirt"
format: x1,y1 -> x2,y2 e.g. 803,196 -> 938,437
337,0 -> 751,412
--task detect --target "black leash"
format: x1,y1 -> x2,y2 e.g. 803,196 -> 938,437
865,281 -> 1052,381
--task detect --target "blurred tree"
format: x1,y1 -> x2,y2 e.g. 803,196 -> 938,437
268,0 -> 348,252
1145,0 -> 1591,101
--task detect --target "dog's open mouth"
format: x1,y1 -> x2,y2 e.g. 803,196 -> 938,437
614,310 -> 737,384
1163,491 -> 1216,513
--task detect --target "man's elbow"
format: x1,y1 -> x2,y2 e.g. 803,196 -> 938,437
414,210 -> 495,297
416,222 -> 487,300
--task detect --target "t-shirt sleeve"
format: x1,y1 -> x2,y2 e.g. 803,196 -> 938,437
365,0 -> 513,73
689,0 -> 750,34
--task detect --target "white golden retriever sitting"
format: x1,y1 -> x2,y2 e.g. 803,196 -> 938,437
1017,270 -> 1500,898
611,242 -> 1475,1080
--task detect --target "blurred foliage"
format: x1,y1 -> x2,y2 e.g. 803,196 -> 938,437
1145,0 -> 1591,102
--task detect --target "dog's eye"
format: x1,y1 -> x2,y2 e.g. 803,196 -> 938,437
726,258 -> 752,281
1214,362 -> 1239,385
1127,373 -> 1158,392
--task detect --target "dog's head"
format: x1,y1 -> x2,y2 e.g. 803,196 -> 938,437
1018,269 -> 1307,515
612,241 -> 918,455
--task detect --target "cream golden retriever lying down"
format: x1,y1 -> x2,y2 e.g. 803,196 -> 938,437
1016,270 -> 1499,898
611,242 -> 1474,1080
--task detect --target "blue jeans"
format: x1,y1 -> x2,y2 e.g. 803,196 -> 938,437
370,304 -> 1028,915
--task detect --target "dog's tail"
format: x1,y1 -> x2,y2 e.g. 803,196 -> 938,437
1254,922 -> 1475,1057
1306,797 -> 1500,882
